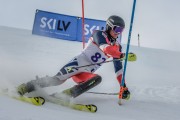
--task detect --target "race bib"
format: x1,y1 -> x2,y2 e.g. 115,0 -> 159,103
83,41 -> 108,64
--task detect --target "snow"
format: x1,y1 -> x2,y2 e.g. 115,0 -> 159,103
0,26 -> 180,120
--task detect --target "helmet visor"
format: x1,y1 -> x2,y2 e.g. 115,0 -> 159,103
112,26 -> 124,34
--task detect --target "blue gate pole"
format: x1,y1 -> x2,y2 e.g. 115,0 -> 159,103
121,0 -> 137,87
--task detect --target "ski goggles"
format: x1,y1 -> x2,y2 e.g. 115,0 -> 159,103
112,26 -> 124,34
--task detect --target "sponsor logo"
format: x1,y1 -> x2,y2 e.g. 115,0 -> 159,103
84,24 -> 104,35
40,17 -> 71,31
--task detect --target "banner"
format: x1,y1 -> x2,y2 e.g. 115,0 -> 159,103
77,18 -> 106,42
32,10 -> 106,42
32,10 -> 78,41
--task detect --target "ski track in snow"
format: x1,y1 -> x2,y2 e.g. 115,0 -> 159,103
131,86 -> 180,104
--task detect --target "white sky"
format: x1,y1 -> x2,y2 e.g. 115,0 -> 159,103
0,0 -> 180,52
133,0 -> 180,51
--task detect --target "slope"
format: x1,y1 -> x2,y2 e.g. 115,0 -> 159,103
0,26 -> 180,120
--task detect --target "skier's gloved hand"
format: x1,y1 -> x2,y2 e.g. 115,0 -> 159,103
122,87 -> 130,100
119,86 -> 130,100
128,52 -> 137,61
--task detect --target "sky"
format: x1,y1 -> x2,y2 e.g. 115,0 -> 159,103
133,0 -> 180,51
0,26 -> 180,120
0,0 -> 180,52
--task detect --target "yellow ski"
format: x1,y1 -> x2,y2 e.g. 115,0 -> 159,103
46,95 -> 97,113
13,96 -> 45,106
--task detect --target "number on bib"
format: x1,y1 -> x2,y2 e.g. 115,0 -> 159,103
91,52 -> 106,63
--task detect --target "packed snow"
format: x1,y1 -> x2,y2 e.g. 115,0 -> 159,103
0,26 -> 180,120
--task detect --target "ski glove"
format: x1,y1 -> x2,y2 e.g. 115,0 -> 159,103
120,52 -> 137,61
119,86 -> 130,100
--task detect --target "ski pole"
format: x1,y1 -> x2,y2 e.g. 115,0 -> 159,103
86,91 -> 118,95
67,58 -> 123,71
67,53 -> 136,71
119,0 -> 137,105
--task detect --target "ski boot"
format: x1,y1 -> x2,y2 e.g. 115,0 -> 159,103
62,88 -> 73,97
17,83 -> 35,96
62,75 -> 102,98
17,75 -> 56,95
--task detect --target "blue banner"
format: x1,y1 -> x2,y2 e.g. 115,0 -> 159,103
32,10 -> 106,42
32,10 -> 78,41
77,18 -> 106,42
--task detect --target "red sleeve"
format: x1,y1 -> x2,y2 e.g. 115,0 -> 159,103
103,44 -> 122,58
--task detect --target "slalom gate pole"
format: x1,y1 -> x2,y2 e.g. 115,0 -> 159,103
81,0 -> 85,49
119,0 -> 137,104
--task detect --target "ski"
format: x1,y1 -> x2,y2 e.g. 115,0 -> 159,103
0,89 -> 45,106
13,96 -> 45,106
45,94 -> 97,113
67,103 -> 97,113
14,95 -> 97,113
1,89 -> 97,113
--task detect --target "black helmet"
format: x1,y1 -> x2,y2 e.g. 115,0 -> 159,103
106,15 -> 125,32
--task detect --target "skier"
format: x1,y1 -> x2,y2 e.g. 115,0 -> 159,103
17,15 -> 135,101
